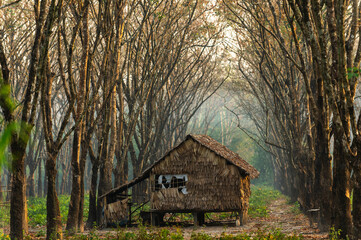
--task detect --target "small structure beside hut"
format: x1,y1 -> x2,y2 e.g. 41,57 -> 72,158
99,134 -> 259,227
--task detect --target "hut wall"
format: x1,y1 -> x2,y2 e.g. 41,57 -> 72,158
104,199 -> 128,225
150,139 -> 251,212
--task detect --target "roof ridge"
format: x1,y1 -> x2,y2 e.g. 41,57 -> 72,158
187,134 -> 259,179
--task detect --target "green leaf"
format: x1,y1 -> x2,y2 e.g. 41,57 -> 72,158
0,121 -> 20,171
347,67 -> 361,80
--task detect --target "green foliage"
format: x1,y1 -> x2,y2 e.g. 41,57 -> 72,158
67,228 -> 303,240
27,196 -> 47,226
0,230 -> 10,240
289,202 -> 301,215
0,74 -> 16,172
70,229 -> 103,240
190,232 -> 213,240
217,229 -> 303,240
252,229 -> 303,240
0,84 -> 15,113
0,121 -> 19,171
347,67 -> 361,80
0,204 -> 10,227
34,229 -> 46,237
27,194 -> 89,227
131,202 -> 150,223
329,227 -> 350,240
248,186 -> 281,218
115,226 -> 184,240
115,231 -> 137,240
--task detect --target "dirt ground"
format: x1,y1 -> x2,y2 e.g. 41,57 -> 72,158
101,198 -> 329,239
174,198 -> 328,239
1,198 -> 329,239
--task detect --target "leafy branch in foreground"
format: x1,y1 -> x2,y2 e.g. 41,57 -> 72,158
0,74 -> 17,171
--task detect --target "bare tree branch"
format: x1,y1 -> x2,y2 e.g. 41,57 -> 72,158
0,0 -> 22,10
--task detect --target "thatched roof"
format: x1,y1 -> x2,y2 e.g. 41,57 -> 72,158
188,134 -> 260,179
100,134 -> 259,200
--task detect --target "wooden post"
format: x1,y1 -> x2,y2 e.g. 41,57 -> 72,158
150,212 -> 163,226
128,201 -> 132,226
150,212 -> 156,226
193,212 -> 205,226
237,210 -> 247,226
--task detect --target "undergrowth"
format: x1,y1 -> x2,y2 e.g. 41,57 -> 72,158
22,186 -> 282,227
2,186 -> 291,239
248,186 -> 282,218
63,227 -> 304,240
27,194 -> 89,227
0,204 -> 10,227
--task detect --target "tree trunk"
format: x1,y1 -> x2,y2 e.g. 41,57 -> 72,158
38,158 -> 42,197
131,151 -> 146,203
66,0 -> 89,232
67,169 -> 72,194
77,136 -> 88,231
56,161 -> 60,194
96,110 -> 111,225
115,152 -> 128,187
66,131 -> 82,233
86,161 -> 99,229
6,170 -> 11,201
314,125 -> 332,231
46,152 -> 62,239
44,158 -> 48,197
28,173 -> 35,197
10,144 -> 28,240
353,164 -> 361,239
60,163 -> 68,195
332,132 -> 352,238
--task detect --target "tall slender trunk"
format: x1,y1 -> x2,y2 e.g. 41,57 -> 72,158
56,161 -> 60,194
28,174 -> 35,197
10,143 -> 29,240
6,170 -> 11,201
332,131 -> 352,238
66,130 -> 82,233
353,163 -> 361,238
96,108 -> 111,225
38,159 -> 42,197
66,1 -> 89,232
46,152 -> 62,239
86,160 -> 99,228
67,170 -> 72,194
314,126 -> 332,231
43,158 -> 48,197
77,135 -> 88,231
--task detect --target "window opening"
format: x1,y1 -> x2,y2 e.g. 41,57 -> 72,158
154,174 -> 188,194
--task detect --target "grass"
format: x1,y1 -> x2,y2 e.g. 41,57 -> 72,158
26,185 -> 282,226
3,185 -> 294,239
61,227 -> 304,240
61,226 -> 303,240
27,194 -> 89,227
0,203 -> 10,230
248,185 -> 282,218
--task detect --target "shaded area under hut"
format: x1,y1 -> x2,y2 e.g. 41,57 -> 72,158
99,134 -> 259,227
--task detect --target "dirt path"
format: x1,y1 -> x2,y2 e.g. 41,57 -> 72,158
180,198 -> 328,239
19,198 -> 329,239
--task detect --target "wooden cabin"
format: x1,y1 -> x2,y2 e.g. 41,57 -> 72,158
99,134 -> 259,226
